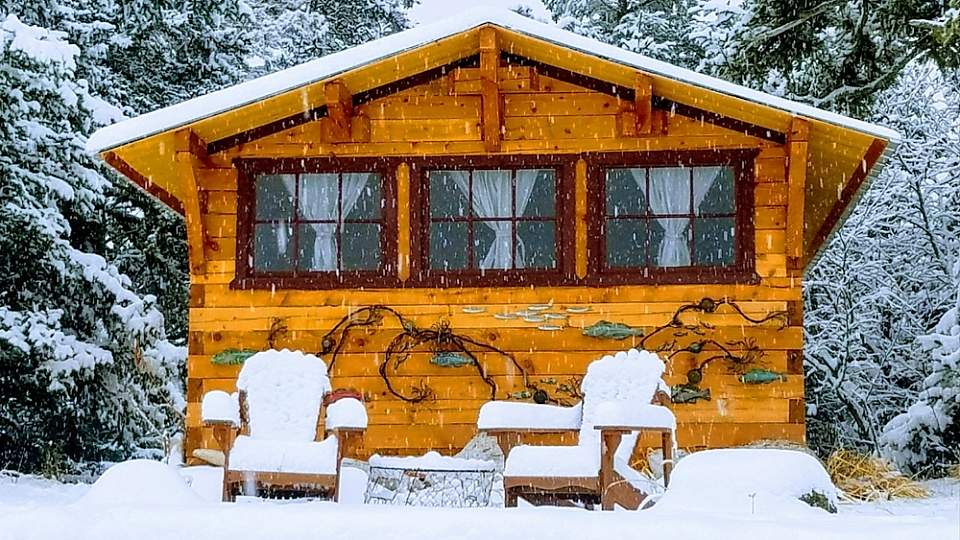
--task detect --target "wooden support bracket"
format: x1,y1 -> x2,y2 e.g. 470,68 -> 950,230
635,73 -> 654,135
479,26 -> 501,152
786,118 -> 809,268
323,80 -> 364,143
174,129 -> 208,276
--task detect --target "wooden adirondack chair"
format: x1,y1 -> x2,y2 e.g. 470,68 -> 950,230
201,349 -> 366,502
478,349 -> 675,510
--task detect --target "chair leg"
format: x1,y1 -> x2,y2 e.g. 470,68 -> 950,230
222,471 -> 236,502
661,431 -> 674,488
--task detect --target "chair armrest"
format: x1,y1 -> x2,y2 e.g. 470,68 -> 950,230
330,427 -> 365,463
324,397 -> 368,430
591,402 -> 677,432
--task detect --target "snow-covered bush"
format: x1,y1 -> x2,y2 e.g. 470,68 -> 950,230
882,259 -> 960,474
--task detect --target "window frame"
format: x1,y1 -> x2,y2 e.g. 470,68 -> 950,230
233,157 -> 399,290
586,149 -> 759,285
408,155 -> 577,287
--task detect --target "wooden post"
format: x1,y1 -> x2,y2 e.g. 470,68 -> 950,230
174,129 -> 208,276
396,162 -> 411,281
786,118 -> 809,269
575,158 -> 588,279
661,430 -> 674,487
479,26 -> 501,152
599,429 -> 624,511
635,73 -> 654,135
324,80 -> 354,143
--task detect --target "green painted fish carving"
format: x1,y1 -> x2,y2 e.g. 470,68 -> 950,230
671,384 -> 711,404
739,368 -> 786,384
582,320 -> 645,340
211,349 -> 257,365
430,351 -> 472,368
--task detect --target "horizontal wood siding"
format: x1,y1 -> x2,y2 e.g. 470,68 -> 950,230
185,74 -> 802,462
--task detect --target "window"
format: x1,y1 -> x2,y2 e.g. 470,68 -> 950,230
594,151 -> 755,282
235,159 -> 396,288
426,168 -> 558,273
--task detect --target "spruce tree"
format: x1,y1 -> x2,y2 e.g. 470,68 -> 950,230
0,13 -> 183,471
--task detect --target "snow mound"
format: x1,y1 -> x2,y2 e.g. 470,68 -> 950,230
237,349 -> 331,441
201,390 -> 239,425
653,449 -> 838,516
77,460 -> 202,507
325,397 -> 368,429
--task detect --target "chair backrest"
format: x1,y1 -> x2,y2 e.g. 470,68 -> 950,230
236,349 -> 332,441
578,349 -> 667,447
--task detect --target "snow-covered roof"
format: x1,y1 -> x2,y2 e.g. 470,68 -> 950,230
87,7 -> 899,154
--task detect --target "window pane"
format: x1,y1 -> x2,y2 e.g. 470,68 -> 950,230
472,170 -> 512,218
650,218 -> 691,267
694,217 -> 735,266
254,222 -> 294,271
255,174 -> 295,220
606,219 -> 648,268
473,220 -> 511,269
342,223 -> 381,270
344,173 -> 381,219
649,167 -> 691,215
430,222 -> 468,270
521,169 -> 556,218
299,173 -> 338,220
606,168 -> 645,217
696,167 -> 735,215
429,171 -> 469,218
517,222 -> 556,269
296,223 -> 337,271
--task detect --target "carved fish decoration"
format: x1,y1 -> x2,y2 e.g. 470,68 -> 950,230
582,320 -> 645,340
211,349 -> 257,365
739,368 -> 787,384
430,351 -> 472,368
671,384 -> 712,403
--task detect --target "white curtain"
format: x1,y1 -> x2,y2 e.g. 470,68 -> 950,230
638,167 -> 721,267
299,173 -> 372,270
453,170 -> 538,269
693,167 -> 724,215
271,175 -> 297,257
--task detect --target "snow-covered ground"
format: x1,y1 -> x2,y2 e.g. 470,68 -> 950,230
0,466 -> 956,540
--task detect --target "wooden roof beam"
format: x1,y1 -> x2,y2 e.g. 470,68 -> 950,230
174,129 -> 208,276
479,26 -> 501,152
786,117 -> 809,270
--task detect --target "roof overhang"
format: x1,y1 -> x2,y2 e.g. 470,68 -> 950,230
90,7 -> 899,271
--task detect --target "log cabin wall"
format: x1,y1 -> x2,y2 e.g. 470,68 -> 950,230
182,64 -> 804,461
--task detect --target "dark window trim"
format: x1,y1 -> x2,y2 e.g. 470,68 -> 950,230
585,149 -> 760,286
407,154 -> 577,288
230,150 -> 758,290
232,157 -> 400,290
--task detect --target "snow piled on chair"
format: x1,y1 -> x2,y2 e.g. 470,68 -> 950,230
504,348 -> 673,487
236,349 -> 331,442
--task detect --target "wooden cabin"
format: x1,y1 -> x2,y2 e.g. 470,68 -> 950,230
89,9 -> 898,463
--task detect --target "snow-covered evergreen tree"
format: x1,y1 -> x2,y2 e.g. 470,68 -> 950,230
247,0 -> 410,71
881,257 -> 960,474
689,0 -> 959,116
545,0 -> 704,67
0,13 -> 184,472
